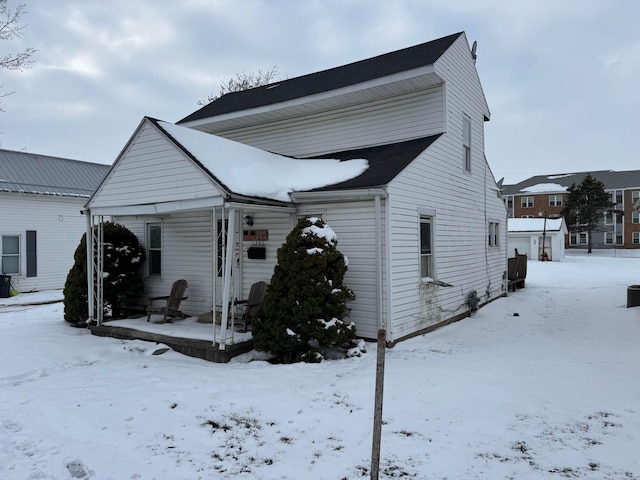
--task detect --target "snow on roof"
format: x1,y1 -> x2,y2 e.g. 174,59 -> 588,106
158,121 -> 368,202
508,218 -> 565,232
520,183 -> 568,193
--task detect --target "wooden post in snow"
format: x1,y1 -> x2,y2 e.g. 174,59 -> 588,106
370,328 -> 386,479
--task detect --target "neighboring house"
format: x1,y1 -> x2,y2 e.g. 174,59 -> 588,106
0,149 -> 109,292
84,31 -> 507,346
507,218 -> 568,261
502,170 -> 640,249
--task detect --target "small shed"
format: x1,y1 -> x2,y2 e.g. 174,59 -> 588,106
507,218 -> 568,261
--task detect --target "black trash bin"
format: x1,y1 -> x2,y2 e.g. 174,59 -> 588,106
0,275 -> 11,298
628,285 -> 640,308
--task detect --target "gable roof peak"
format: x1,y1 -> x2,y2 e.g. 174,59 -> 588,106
178,32 -> 464,124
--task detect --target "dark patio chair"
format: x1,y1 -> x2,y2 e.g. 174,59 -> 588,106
146,279 -> 189,322
234,281 -> 267,332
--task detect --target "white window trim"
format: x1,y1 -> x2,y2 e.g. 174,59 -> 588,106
1,234 -> 21,276
418,208 -> 436,282
462,114 -> 471,172
146,222 -> 163,277
521,196 -> 534,208
488,221 -> 500,247
549,195 -> 562,207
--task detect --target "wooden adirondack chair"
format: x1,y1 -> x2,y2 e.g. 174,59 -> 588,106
146,279 -> 189,322
234,281 -> 267,332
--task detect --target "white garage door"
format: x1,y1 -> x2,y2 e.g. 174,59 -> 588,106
507,236 -> 531,258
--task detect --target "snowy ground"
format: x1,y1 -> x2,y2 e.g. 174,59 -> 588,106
1,253 -> 639,479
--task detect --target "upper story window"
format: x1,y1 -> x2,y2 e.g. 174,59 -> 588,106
462,115 -> 471,172
604,212 -> 614,225
633,191 -> 640,203
488,222 -> 499,247
633,212 -> 640,224
147,223 -> 162,276
521,196 -> 534,208
1,235 -> 20,275
549,195 -> 562,207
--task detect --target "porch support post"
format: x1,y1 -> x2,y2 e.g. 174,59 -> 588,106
219,207 -> 236,350
212,207 -> 217,344
85,211 -> 94,323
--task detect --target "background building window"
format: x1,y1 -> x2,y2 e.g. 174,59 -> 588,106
147,223 -> 162,276
633,212 -> 640,224
549,195 -> 562,207
420,217 -> 433,278
633,232 -> 640,244
1,235 -> 20,275
521,197 -> 534,208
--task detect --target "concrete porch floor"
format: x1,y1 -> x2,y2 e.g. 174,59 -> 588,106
90,314 -> 254,363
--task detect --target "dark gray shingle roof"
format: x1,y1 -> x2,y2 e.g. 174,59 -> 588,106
501,170 -> 640,195
305,135 -> 442,192
178,32 -> 463,124
0,149 -> 110,197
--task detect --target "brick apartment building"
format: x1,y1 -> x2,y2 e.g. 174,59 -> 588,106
501,170 -> 640,249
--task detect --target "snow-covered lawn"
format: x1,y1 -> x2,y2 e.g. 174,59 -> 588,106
1,253 -> 638,479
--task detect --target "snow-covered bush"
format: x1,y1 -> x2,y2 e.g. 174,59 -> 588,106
253,217 -> 356,363
63,222 -> 146,324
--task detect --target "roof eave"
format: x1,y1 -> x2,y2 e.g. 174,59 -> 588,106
180,65 -> 441,132
290,187 -> 388,203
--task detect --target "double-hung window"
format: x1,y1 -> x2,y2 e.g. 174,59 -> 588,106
488,222 -> 499,247
521,197 -> 534,208
462,115 -> 471,172
549,195 -> 562,207
633,212 -> 640,224
147,223 -> 162,276
420,216 -> 433,279
1,235 -> 20,275
633,232 -> 640,245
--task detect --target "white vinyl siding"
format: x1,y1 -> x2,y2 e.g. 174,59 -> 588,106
0,194 -> 88,291
215,87 -> 445,157
90,121 -> 221,209
290,200 -> 384,341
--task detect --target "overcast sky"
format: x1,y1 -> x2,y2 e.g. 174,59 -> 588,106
2,0 -> 638,184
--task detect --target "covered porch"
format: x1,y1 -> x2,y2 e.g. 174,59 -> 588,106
90,314 -> 254,363
84,199 -> 293,360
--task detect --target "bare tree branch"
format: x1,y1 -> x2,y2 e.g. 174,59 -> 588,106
197,65 -> 285,106
0,1 -> 37,71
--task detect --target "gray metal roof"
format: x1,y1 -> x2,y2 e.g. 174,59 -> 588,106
501,170 -> 640,195
0,149 -> 110,198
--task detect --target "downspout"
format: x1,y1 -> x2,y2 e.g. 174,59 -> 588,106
85,211 -> 94,323
384,194 -> 393,342
375,195 -> 384,330
219,207 -> 236,350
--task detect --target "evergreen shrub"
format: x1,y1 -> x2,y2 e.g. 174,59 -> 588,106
63,222 -> 146,324
253,217 -> 356,363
